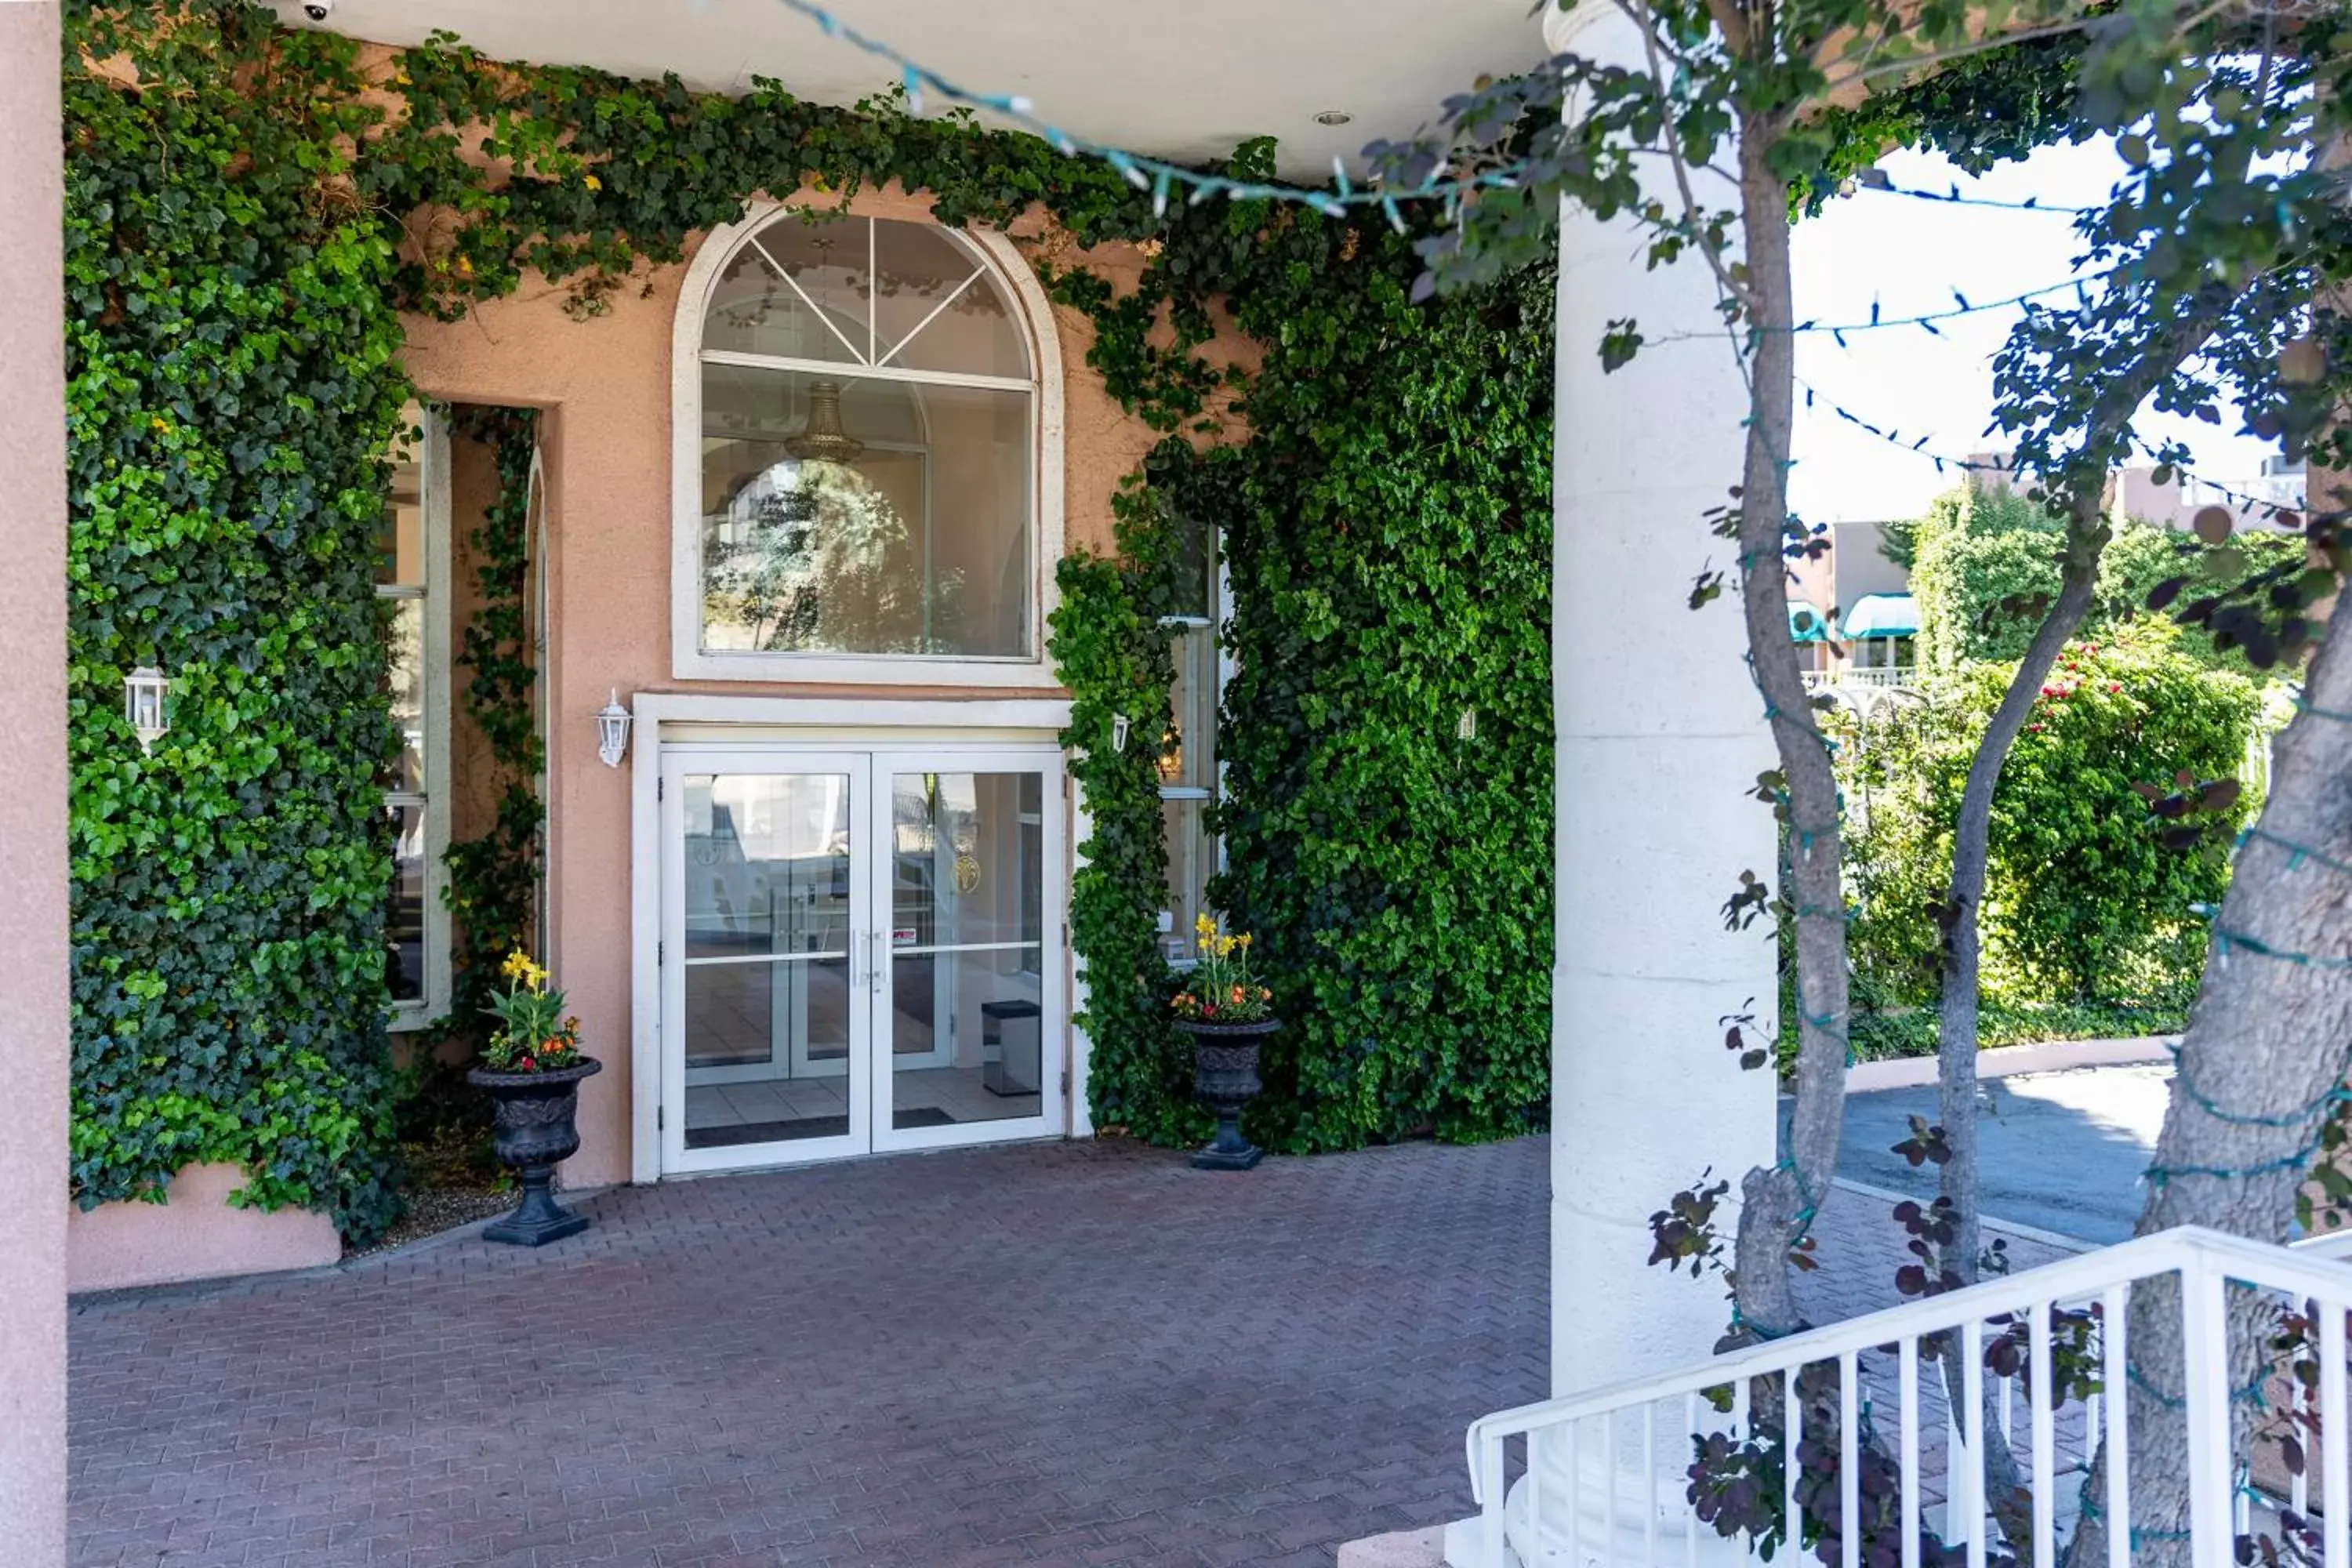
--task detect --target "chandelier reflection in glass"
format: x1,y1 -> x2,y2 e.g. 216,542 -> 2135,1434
703,379 -> 966,655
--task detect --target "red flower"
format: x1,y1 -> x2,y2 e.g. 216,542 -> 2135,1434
2108,682 -> 2123,693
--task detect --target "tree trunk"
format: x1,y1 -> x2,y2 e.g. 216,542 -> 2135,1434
1728,118 -> 1853,1341
2067,568 -> 2352,1568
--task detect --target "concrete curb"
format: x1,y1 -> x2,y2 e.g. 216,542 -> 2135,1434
1845,1035 -> 2177,1094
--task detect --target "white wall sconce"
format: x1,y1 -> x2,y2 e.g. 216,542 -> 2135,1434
1110,713 -> 1131,753
1457,707 -> 1477,742
595,689 -> 633,768
124,665 -> 171,753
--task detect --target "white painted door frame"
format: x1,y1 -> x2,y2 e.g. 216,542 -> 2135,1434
627,694 -> 1080,1185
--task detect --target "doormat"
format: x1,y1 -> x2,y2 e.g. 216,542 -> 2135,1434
689,1115 -> 849,1148
683,1105 -> 958,1149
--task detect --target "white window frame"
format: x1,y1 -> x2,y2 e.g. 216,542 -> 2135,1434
1157,548 -> 1231,969
670,201 -> 1067,687
384,406 -> 454,1030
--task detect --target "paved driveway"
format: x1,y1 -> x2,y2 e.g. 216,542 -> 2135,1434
71,1139 -> 1550,1568
1836,1065 -> 2172,1245
69,1134 -> 2069,1568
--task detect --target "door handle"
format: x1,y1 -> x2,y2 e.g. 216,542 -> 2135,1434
870,930 -> 887,994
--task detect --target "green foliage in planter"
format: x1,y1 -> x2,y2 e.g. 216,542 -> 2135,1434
64,3 -> 408,1236
1908,482 -> 2308,677
1842,621 -> 2262,1014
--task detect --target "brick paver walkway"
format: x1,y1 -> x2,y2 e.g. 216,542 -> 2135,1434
67,1138 -> 2071,1568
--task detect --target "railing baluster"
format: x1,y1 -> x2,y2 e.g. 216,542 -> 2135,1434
1684,1392 -> 1700,1568
1900,1334 -> 1921,1568
1964,1317 -> 1986,1568
1565,1417 -> 1580,1568
1840,1350 -> 1861,1568
2321,1294 -> 2347,1568
2292,1348 -> 2310,1521
2030,1298 -> 2055,1568
1785,1366 -> 1802,1564
1480,1431 -> 1507,1568
1606,1408 -> 1620,1567
2183,1259 -> 2235,1568
1644,1402 -> 1659,1568
2103,1283 -> 2131,1568
1999,1338 -> 2014,1448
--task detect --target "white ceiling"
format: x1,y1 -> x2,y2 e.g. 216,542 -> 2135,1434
305,0 -> 1545,177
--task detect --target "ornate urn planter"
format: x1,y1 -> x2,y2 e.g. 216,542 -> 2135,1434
468,1057 -> 601,1246
1178,1018 -> 1276,1171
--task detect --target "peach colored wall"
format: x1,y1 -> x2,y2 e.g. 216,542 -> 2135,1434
401,184 -> 1248,1186
0,2 -> 68,1557
67,1164 -> 343,1294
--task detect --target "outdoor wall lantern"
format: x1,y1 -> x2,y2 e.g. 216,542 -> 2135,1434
124,666 -> 171,753
595,689 -> 633,768
1110,713 -> 1131,753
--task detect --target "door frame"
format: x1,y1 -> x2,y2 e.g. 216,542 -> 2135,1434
866,744 -> 1067,1156
659,746 -> 873,1176
627,694 -> 1076,1183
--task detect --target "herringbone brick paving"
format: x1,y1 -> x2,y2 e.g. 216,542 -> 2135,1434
67,1136 -> 2066,1567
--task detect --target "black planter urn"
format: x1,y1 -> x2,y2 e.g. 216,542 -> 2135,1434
468,1057 -> 601,1246
1178,1018 -> 1276,1171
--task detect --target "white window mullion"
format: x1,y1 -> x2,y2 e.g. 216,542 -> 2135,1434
750,234 -> 869,366
382,405 -> 453,1030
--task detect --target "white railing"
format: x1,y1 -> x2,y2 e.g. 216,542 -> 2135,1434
1462,1226 -> 2352,1568
1802,666 -> 1918,691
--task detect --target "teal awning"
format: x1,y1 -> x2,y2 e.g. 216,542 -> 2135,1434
1842,593 -> 1919,640
1788,601 -> 1831,643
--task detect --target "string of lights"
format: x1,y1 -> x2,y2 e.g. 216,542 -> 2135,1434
770,0 -> 1512,225
1849,173 -> 2101,215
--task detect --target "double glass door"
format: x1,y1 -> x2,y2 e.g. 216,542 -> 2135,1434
659,743 -> 1062,1172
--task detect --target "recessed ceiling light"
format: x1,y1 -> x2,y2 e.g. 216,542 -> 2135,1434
1313,110 -> 1354,127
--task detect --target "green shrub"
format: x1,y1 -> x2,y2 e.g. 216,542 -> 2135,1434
1843,620 -> 2262,1014
1908,482 -> 2307,678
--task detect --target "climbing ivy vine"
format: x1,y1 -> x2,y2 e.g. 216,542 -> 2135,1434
442,407 -> 543,1031
61,0 -> 1563,1234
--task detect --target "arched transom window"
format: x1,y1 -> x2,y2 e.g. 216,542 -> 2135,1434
683,210 -> 1047,676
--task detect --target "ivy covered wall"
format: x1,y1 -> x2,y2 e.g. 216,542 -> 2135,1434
63,5 -> 1559,1235
1054,171 -> 1557,1152
65,5 -> 410,1235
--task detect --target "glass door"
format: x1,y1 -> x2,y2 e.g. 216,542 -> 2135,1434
658,741 -> 1065,1172
662,751 -> 873,1171
870,751 -> 1062,1152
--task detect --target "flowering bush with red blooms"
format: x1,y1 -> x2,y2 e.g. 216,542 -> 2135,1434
481,951 -> 586,1072
1172,915 -> 1275,1024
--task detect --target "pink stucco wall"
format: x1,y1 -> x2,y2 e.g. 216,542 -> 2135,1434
401,182 -> 1248,1188
67,1165 -> 343,1294
0,2 -> 69,1556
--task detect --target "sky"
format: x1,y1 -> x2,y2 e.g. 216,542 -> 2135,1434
1785,137 -> 2285,524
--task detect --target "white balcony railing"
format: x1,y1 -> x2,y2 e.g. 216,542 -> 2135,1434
1802,666 -> 1918,692
1461,1225 -> 2352,1568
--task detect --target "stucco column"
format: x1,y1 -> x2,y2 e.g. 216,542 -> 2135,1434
1544,0 -> 1778,1403
0,1 -> 70,1563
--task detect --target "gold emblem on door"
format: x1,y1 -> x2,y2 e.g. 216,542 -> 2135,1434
953,853 -> 982,894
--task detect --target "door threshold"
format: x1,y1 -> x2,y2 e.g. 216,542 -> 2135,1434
658,1131 -> 1073,1183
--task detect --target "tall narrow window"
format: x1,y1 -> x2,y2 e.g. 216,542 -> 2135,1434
680,209 -> 1057,684
1158,521 -> 1222,964
381,406 -> 452,1026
